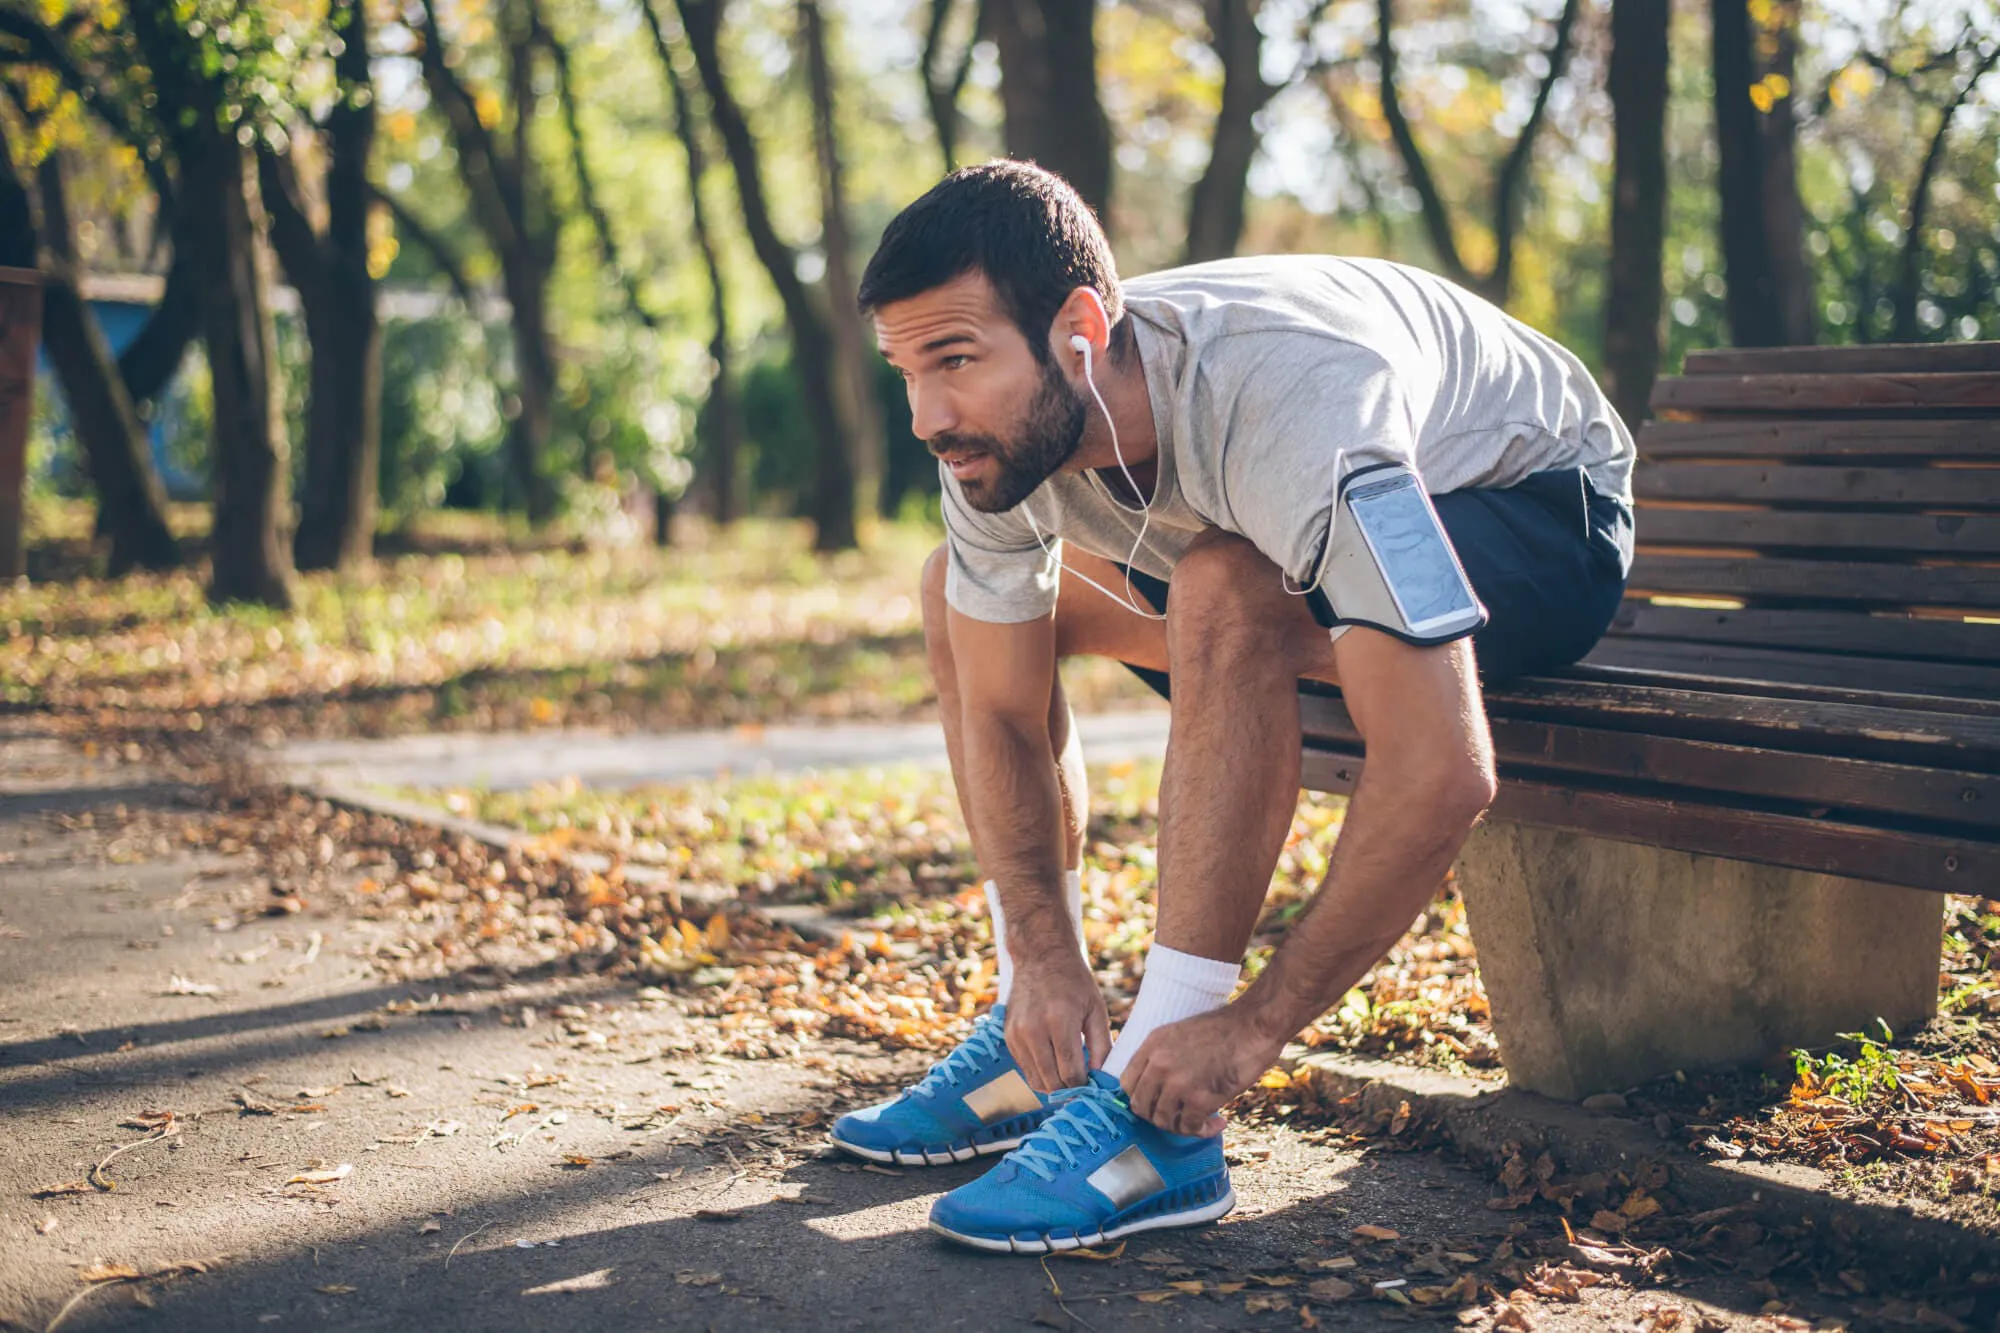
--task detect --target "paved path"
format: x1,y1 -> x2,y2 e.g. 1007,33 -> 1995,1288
0,727 -> 1900,1331
268,712 -> 1174,793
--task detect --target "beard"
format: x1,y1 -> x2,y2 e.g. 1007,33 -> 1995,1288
934,358 -> 1088,513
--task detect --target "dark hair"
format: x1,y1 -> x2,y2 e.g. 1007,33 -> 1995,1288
858,161 -> 1124,366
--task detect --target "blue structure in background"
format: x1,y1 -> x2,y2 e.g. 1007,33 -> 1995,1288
33,288 -> 204,499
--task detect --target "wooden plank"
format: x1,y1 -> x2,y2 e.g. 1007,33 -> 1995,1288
1581,636 -> 2000,700
1637,418 -> 2000,460
1651,371 -> 2000,414
1634,461 -> 2000,510
1550,661 -> 2000,719
1297,695 -> 2000,829
0,268 -> 41,581
1627,552 -> 2000,611
1603,602 -> 2000,664
1299,748 -> 1989,894
1682,343 -> 2000,376
1635,506 -> 2000,555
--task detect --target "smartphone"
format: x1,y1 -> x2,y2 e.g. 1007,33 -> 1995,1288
1343,471 -> 1484,641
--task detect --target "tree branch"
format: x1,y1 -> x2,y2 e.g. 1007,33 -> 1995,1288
414,0 -> 528,259
1489,0 -> 1580,302
539,13 -> 659,328
257,147 -> 331,311
0,10 -> 174,208
1894,38 -> 1999,340
1374,0 -> 1468,285
367,180 -> 479,311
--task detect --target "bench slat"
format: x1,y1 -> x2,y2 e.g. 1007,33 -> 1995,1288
1633,461 -> 2000,509
1299,695 -> 2000,830
1637,418 -> 2000,460
1682,343 -> 2000,376
1466,676 -> 2000,758
1635,506 -> 2000,555
1300,748 -> 1990,894
1651,371 -> 2000,414
1628,552 -> 2000,611
1603,603 -> 2000,664
1581,636 -> 2000,699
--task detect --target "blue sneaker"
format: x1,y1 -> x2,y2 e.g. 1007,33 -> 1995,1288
828,1006 -> 1054,1165
928,1070 -> 1235,1253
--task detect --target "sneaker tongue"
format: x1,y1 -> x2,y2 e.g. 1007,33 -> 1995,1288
1086,1069 -> 1123,1094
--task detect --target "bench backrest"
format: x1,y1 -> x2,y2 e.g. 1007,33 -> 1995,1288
1584,341 -> 2000,702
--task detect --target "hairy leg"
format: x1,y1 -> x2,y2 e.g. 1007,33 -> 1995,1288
1150,533 -> 1340,963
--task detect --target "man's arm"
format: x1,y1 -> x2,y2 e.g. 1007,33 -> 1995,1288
1120,627 -> 1496,1135
949,605 -> 1112,1092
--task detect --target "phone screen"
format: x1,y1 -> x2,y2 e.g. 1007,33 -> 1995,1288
1346,478 -> 1477,631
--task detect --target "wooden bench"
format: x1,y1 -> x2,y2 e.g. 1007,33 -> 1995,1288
1297,341 -> 2000,1099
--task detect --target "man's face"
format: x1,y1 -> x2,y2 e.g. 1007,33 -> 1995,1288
874,272 -> 1087,513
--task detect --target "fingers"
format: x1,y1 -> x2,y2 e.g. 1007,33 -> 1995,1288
1084,997 -> 1112,1074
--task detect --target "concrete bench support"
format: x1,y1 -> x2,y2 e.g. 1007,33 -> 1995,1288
1455,821 -> 1947,1101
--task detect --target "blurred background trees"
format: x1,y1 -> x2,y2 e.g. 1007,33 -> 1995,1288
3,0 -> 1997,604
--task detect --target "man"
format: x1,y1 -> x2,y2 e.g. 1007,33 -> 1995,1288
829,162 -> 1634,1254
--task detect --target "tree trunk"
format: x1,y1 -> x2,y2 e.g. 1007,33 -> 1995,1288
1185,0 -> 1271,264
676,0 -> 855,551
990,0 -> 1112,224
25,149 -> 181,574
1604,0 -> 1670,425
1757,2 -> 1815,345
117,218 -> 201,412
801,0 -> 887,519
127,0 -> 296,606
1712,0 -> 1803,347
416,0 -> 559,523
642,1 -> 743,523
266,0 -> 382,572
183,137 -> 297,607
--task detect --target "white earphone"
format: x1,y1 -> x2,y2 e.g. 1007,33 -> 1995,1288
1021,331 -> 1166,622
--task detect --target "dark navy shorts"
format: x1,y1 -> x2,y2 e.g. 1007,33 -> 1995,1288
1118,466 -> 1634,691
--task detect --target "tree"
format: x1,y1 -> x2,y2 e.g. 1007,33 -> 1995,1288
921,0 -> 984,174
801,0 -> 887,518
1185,0 -> 1278,263
1375,0 -> 1581,308
1712,0 -> 1814,346
990,0 -> 1112,223
1884,32 -> 2000,342
414,0 -> 560,523
673,0 -> 856,551
638,2 -> 743,525
1603,0 -> 1670,424
126,1 -> 297,608
259,0 -> 380,572
3,131 -> 180,574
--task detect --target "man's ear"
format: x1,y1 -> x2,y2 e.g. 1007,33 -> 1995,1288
1053,286 -> 1112,360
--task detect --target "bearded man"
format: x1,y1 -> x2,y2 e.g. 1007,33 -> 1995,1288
829,161 -> 1635,1254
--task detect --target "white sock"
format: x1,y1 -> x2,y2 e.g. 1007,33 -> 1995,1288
987,870 -> 1085,1007
1100,944 -> 1241,1078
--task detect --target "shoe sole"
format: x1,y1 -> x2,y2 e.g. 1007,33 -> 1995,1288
827,1131 -> 1027,1167
928,1187 -> 1238,1254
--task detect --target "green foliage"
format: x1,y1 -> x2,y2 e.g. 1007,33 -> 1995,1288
1794,1019 -> 1902,1106
376,315 -> 508,528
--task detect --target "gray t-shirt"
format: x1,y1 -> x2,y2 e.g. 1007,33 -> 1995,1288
942,255 -> 1635,625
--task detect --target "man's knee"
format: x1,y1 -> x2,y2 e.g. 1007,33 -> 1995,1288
1165,534 -> 1298,667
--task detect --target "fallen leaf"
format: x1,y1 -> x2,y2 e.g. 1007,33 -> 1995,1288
286,1164 -> 352,1186
316,1284 -> 357,1295
1168,1280 -> 1205,1294
78,1263 -> 144,1283
1134,1291 -> 1177,1304
1247,1294 -> 1292,1313
693,1208 -> 742,1222
163,975 -> 220,997
1053,1242 -> 1124,1261
1353,1225 -> 1401,1242
523,1268 -> 616,1296
32,1180 -> 93,1198
1308,1277 -> 1355,1300
676,1270 -> 722,1286
418,1220 -> 442,1235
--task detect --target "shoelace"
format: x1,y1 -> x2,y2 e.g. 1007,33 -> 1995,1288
1009,1081 -> 1131,1183
911,1011 -> 1009,1096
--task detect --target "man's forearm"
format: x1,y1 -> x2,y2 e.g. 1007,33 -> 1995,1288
962,710 -> 1078,952
1235,768 -> 1485,1047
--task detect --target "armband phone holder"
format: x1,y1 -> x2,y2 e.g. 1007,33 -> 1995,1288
1303,463 -> 1487,647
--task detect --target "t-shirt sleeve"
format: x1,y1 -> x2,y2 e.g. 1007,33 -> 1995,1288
1197,339 -> 1419,608
939,464 -> 1062,624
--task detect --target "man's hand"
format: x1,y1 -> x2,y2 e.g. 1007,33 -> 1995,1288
1005,949 -> 1111,1093
1119,1007 -> 1283,1137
